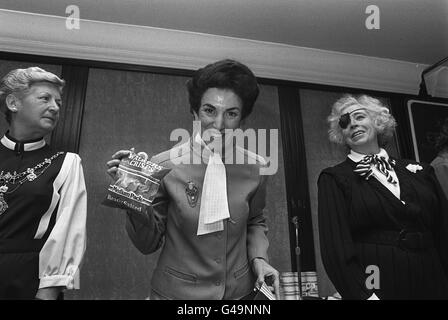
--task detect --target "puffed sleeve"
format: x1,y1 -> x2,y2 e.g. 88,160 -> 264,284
426,166 -> 448,276
38,153 -> 87,290
247,169 -> 269,263
125,177 -> 169,255
318,170 -> 371,299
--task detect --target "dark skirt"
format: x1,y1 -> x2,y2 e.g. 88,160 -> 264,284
355,242 -> 448,299
0,239 -> 43,300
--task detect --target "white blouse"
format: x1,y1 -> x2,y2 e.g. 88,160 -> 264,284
37,153 -> 87,290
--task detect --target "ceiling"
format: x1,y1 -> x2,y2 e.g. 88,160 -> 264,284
1,0 -> 447,65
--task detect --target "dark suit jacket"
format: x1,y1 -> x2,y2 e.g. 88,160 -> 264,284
125,139 -> 270,299
318,157 -> 448,299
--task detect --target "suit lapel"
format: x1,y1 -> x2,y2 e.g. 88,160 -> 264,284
367,175 -> 405,208
391,159 -> 416,204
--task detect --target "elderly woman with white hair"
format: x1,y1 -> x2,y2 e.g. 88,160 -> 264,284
318,94 -> 448,299
0,67 -> 87,299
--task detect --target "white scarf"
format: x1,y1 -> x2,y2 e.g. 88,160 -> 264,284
195,132 -> 232,235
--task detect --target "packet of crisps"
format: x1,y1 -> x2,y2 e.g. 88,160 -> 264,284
102,149 -> 171,213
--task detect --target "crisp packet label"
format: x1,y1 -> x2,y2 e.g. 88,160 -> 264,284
126,152 -> 164,175
103,150 -> 170,212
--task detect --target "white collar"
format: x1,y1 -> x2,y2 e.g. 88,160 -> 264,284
1,134 -> 46,152
348,148 -> 390,163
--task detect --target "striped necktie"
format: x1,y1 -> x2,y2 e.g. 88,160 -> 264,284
354,154 -> 397,185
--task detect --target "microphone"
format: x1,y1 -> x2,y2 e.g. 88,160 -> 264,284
291,216 -> 302,299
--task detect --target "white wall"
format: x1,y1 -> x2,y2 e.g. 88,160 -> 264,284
0,9 -> 447,98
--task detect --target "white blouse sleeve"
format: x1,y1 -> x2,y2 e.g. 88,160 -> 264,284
38,152 -> 87,290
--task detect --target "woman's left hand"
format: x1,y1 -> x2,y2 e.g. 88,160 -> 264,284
252,258 -> 280,300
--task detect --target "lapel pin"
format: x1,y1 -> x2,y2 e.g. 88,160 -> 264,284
185,181 -> 199,208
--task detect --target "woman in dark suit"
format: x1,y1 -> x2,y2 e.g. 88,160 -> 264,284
106,59 -> 279,300
318,94 -> 448,299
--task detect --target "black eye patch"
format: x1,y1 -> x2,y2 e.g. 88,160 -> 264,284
338,113 -> 350,129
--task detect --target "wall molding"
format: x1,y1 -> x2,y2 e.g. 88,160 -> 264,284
1,9 -> 447,97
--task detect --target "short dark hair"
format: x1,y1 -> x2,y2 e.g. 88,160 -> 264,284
186,59 -> 259,119
435,117 -> 448,153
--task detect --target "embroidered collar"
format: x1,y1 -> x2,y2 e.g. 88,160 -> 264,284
1,132 -> 46,154
348,148 -> 390,163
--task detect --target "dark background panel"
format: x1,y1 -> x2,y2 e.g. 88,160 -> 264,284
408,100 -> 448,163
278,86 -> 316,274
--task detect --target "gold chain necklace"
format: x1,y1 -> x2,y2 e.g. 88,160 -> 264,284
0,152 -> 64,215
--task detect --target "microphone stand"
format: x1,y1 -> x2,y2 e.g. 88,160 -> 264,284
291,216 -> 302,299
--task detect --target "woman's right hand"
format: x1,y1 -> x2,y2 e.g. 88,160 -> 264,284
106,148 -> 134,181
